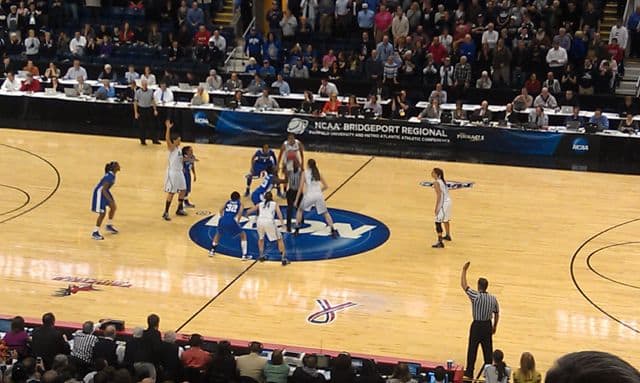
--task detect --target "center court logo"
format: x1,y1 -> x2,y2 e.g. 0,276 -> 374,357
189,207 -> 390,261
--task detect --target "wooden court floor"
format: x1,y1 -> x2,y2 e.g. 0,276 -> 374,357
1,128 -> 640,373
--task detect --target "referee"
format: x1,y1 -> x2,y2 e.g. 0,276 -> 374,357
133,79 -> 159,145
460,261 -> 499,380
285,160 -> 302,232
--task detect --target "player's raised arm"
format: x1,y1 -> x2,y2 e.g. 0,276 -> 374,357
165,119 -> 176,150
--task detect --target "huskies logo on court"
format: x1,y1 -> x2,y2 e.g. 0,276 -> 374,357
189,207 -> 390,261
287,118 -> 309,135
420,181 -> 474,189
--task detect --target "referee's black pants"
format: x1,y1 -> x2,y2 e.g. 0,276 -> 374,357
465,320 -> 493,378
138,108 -> 158,144
286,189 -> 301,231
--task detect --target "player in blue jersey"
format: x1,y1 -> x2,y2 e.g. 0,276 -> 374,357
250,165 -> 285,206
210,191 -> 249,260
91,161 -> 120,240
245,144 -> 277,196
182,146 -> 198,208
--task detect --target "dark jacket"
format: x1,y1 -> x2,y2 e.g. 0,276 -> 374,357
292,367 -> 327,383
31,325 -> 71,369
92,337 -> 118,367
158,341 -> 182,382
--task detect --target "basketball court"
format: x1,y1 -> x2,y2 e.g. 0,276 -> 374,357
1,128 -> 640,374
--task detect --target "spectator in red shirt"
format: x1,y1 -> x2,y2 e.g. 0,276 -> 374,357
20,73 -> 41,92
322,92 -> 342,114
428,36 -> 448,65
194,25 -> 212,61
374,4 -> 393,42
524,73 -> 542,96
607,38 -> 624,63
194,24 -> 211,46
181,334 -> 212,371
119,22 -> 135,43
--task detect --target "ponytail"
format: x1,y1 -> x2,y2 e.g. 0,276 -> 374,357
493,350 -> 506,382
263,191 -> 273,209
433,167 -> 446,185
308,159 -> 320,181
104,161 -> 117,173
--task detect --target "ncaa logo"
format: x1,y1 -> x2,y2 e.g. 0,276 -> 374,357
193,111 -> 210,126
287,118 -> 309,135
572,137 -> 589,153
189,207 -> 390,261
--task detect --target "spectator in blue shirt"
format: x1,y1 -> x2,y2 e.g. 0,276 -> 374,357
245,28 -> 264,61
245,58 -> 259,74
263,32 -> 281,63
375,35 -> 394,62
357,3 -> 375,33
589,108 -> 609,130
95,79 -> 116,99
627,5 -> 640,57
271,73 -> 290,95
186,1 -> 205,32
458,34 -> 476,63
259,60 -> 276,78
570,31 -> 588,64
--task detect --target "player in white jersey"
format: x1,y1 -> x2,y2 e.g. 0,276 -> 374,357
162,118 -> 187,220
245,191 -> 288,265
432,167 -> 452,248
277,133 -> 304,198
294,159 -> 339,238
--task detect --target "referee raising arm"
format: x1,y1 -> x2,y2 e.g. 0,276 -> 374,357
461,261 -> 499,380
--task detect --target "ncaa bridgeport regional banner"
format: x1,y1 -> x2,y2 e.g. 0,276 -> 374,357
207,109 -> 569,156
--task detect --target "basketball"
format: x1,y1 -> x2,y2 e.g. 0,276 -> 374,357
287,151 -> 297,161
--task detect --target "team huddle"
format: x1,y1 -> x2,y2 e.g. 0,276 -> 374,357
90,119 -> 342,265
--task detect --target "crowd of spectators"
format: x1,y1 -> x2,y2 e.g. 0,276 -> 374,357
2,313 -> 640,383
237,0 -> 629,98
0,0 -> 232,70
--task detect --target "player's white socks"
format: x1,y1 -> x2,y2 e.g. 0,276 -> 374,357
107,219 -> 113,225
212,242 -> 218,248
241,240 -> 247,256
94,226 -> 99,232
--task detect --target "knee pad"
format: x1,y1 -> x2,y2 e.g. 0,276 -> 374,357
435,222 -> 443,233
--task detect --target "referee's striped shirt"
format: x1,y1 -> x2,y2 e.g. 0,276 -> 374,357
287,169 -> 301,191
466,288 -> 499,321
71,331 -> 99,363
